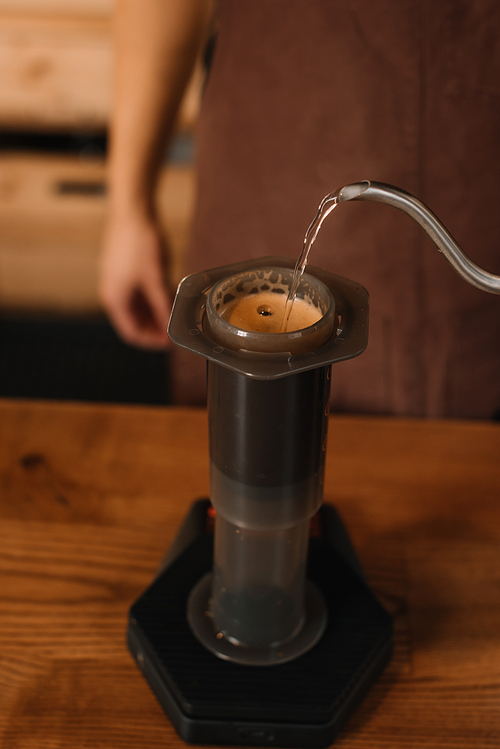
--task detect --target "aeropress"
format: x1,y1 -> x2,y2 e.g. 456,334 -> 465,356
127,182 -> 500,748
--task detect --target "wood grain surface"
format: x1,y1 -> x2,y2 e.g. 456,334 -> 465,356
0,0 -> 112,17
0,13 -> 202,132
0,399 -> 499,748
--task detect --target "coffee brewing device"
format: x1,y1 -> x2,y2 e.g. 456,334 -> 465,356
127,182 -> 500,749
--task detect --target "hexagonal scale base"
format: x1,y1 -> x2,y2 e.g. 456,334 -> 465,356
127,501 -> 392,748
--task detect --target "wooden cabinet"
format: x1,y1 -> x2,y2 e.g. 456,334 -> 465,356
0,0 -> 112,16
0,153 -> 196,311
0,16 -> 112,131
0,11 -> 201,132
0,3 -> 200,313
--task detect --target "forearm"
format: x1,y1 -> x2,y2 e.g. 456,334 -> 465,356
107,0 -> 211,219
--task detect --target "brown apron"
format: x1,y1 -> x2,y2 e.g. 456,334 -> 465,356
173,0 -> 500,418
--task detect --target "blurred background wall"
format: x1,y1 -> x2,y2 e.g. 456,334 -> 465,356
0,0 -> 201,404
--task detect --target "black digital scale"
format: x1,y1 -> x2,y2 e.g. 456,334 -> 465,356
127,499 -> 392,748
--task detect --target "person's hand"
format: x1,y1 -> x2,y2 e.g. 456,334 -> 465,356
99,211 -> 172,349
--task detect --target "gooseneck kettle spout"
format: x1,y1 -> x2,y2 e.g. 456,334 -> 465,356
335,180 -> 500,294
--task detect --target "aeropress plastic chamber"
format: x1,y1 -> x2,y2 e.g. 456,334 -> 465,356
187,263 -> 337,665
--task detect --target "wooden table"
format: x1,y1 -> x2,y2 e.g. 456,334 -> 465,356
0,398 -> 499,748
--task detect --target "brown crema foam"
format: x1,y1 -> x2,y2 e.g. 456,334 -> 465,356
223,291 -> 322,334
